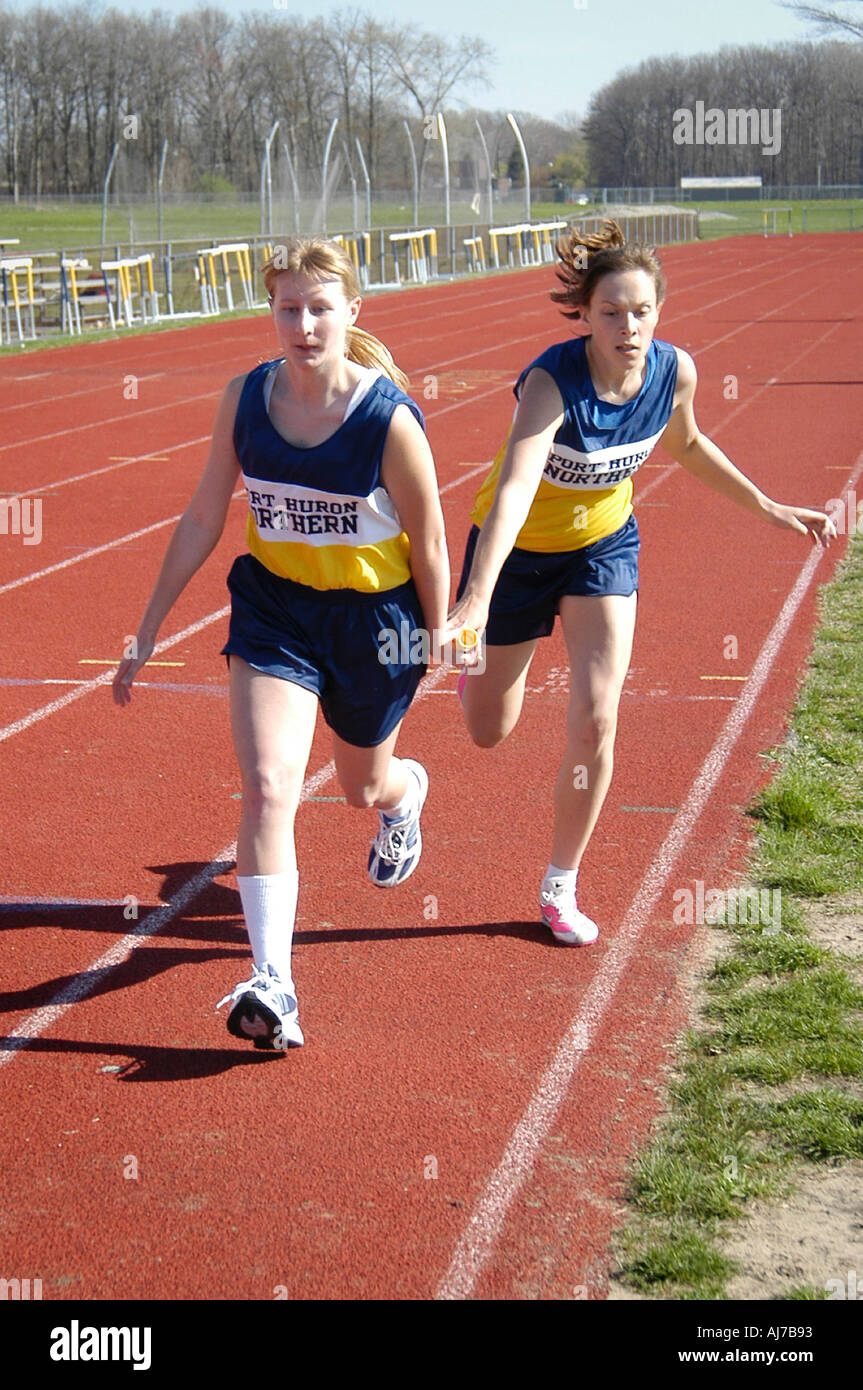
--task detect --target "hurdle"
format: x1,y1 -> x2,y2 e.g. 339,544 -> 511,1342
464,236 -> 486,273
194,243 -> 255,315
761,206 -> 793,238
489,221 -> 568,269
59,258 -> 94,334
99,255 -> 159,328
389,229 -> 438,284
0,257 -> 38,344
333,232 -> 372,289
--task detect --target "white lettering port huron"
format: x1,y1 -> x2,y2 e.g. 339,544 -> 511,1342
543,431 -> 663,491
49,1321 -> 152,1372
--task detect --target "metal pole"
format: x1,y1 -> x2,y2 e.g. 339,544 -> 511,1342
101,142 -> 119,250
342,141 -> 358,230
438,113 -> 451,230
475,119 -> 494,227
403,120 -> 419,227
260,121 -> 279,236
282,140 -> 300,235
157,138 -> 168,246
266,121 -> 279,236
322,118 -> 338,237
506,113 -> 531,223
355,137 -> 372,230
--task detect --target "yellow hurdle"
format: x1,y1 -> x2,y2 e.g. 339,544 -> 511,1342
0,257 -> 37,344
60,257 -> 92,334
195,243 -> 255,314
333,232 -> 372,288
463,236 -> 486,273
489,221 -> 568,269
389,229 -> 438,284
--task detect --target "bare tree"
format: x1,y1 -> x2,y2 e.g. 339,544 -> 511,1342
779,0 -> 863,38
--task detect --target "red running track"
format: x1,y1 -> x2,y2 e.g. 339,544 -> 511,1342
1,235 -> 861,1301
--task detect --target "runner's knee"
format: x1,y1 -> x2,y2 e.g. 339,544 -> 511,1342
240,763 -> 303,822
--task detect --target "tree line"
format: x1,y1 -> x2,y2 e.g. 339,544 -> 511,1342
583,41 -> 863,188
0,4 -> 509,199
2,1 -> 861,201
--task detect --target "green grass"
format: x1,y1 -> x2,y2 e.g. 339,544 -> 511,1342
4,194 -> 860,256
3,192 -> 859,345
613,530 -> 863,1300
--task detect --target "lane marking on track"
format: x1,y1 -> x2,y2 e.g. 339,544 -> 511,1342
0,491 -> 245,599
0,606 -> 231,745
435,448 -> 863,1301
0,463 -> 481,733
0,663 -> 448,1066
0,390 -> 219,455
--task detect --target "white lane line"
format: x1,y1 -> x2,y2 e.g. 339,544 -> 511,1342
0,606 -> 231,745
0,664 -> 448,1064
0,390 -> 218,454
1,384 -> 485,601
436,453 -> 863,1301
7,436 -> 210,500
0,491 -> 245,599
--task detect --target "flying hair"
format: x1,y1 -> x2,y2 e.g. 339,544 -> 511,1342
261,237 -> 410,390
551,219 -> 666,321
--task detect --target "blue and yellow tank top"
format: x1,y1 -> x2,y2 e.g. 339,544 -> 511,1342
233,360 -> 423,591
472,336 -> 679,552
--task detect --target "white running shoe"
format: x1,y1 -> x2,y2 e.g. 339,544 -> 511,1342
216,962 -> 304,1049
367,759 -> 429,888
540,878 -> 599,946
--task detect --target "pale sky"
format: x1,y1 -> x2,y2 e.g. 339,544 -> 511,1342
101,0 -> 827,122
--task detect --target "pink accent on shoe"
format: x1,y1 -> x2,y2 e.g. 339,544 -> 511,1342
540,897 -> 599,947
457,669 -> 467,703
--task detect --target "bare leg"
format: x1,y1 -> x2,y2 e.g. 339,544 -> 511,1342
458,637 -> 539,748
331,720 -> 410,810
229,657 -> 319,876
551,592 -> 637,870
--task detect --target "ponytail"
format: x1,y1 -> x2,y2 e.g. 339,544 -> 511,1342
551,219 -> 665,319
346,324 -> 410,392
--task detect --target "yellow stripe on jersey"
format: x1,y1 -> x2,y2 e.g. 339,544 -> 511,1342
470,427 -> 633,553
246,515 -> 412,591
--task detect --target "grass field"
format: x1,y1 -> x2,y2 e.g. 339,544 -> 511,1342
3,195 -> 861,255
612,530 -> 863,1300
2,194 -> 859,346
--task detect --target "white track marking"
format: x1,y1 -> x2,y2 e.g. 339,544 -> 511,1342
0,491 -> 245,599
0,462 -> 478,734
8,437 -> 210,499
0,664 -> 448,1063
0,606 -> 231,745
0,390 -> 218,454
436,453 -> 863,1300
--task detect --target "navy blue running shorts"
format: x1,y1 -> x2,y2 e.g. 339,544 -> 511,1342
222,553 -> 427,747
456,513 -> 640,646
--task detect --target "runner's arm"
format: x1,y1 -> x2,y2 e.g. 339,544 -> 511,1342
381,404 -> 450,647
661,349 -> 835,547
113,375 -> 245,704
445,366 -> 564,637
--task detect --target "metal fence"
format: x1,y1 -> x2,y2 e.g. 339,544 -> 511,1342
1,209 -> 701,343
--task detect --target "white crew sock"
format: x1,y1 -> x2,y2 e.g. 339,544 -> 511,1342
237,871 -> 299,989
541,863 -> 579,897
381,762 -> 418,822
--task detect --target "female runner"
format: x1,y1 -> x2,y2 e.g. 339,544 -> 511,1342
445,221 -> 835,946
114,237 -> 448,1047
